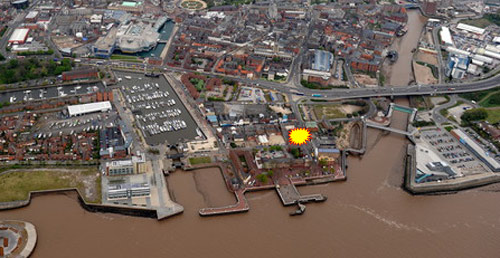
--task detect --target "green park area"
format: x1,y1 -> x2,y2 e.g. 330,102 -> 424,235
189,156 -> 212,165
0,58 -> 72,85
0,168 -> 101,203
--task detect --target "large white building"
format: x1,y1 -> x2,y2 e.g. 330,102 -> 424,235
451,129 -> 500,172
440,27 -> 454,47
8,28 -> 30,44
67,101 -> 112,117
456,23 -> 485,35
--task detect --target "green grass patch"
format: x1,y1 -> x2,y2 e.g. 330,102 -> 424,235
189,156 -> 212,165
459,88 -> 498,102
0,169 -> 100,203
479,91 -> 500,108
485,108 -> 500,124
460,18 -> 492,28
111,54 -> 140,60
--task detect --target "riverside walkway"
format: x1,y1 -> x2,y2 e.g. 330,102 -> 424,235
199,189 -> 249,216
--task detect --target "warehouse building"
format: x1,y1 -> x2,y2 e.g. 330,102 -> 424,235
439,27 -> 454,47
456,23 -> 485,35
8,28 -> 30,44
67,101 -> 112,117
451,129 -> 500,172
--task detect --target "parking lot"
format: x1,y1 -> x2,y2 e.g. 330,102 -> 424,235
421,130 -> 488,175
114,71 -> 200,146
36,111 -> 118,137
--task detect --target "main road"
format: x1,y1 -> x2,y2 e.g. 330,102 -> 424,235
83,58 -> 500,101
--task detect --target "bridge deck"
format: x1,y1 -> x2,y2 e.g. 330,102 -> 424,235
366,122 -> 415,136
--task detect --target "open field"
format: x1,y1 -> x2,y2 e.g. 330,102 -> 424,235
416,51 -> 439,66
313,104 -> 345,119
461,18 -> 492,29
0,168 -> 101,203
414,62 -> 438,85
313,104 -> 362,119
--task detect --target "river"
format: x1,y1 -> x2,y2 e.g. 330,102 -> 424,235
386,10 -> 428,86
1,11 -> 500,258
1,108 -> 499,258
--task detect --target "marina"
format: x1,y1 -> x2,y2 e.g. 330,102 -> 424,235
0,82 -> 105,104
114,71 -> 200,145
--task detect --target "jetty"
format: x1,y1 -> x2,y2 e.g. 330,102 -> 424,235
276,178 -> 327,206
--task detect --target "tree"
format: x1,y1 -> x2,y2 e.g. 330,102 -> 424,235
256,173 -> 268,183
461,108 -> 488,125
319,159 -> 328,166
0,53 -> 4,61
290,148 -> 300,158
266,170 -> 274,178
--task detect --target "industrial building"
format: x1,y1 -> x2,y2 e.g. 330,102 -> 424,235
8,28 -> 30,44
67,101 -> 112,117
456,23 -> 485,35
451,129 -> 500,172
302,49 -> 334,83
439,27 -> 453,47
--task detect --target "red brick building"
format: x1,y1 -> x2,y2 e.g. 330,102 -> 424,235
62,68 -> 98,81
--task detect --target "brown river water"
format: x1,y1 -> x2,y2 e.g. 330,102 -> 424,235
1,11 -> 499,258
1,107 -> 499,258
